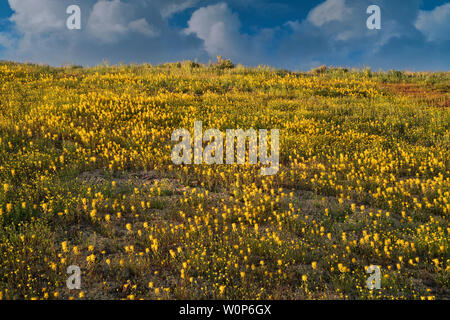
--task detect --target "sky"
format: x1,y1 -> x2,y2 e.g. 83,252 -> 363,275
0,0 -> 449,71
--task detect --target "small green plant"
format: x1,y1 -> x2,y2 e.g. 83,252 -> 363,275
215,56 -> 235,70
312,65 -> 327,74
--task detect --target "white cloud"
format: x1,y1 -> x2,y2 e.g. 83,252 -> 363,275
307,0 -> 352,27
128,18 -> 159,37
2,0 -> 205,65
8,0 -> 66,33
87,0 -> 159,43
161,0 -> 199,18
278,0 -> 430,70
185,3 -> 242,58
415,3 -> 450,42
184,2 -> 277,65
87,0 -> 131,42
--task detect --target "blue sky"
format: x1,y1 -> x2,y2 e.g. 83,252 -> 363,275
0,0 -> 449,70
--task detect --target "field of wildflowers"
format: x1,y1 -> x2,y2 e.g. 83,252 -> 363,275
0,61 -> 448,300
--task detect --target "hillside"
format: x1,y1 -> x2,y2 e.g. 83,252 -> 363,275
0,61 -> 449,300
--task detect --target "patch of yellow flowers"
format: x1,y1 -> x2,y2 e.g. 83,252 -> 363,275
0,62 -> 448,300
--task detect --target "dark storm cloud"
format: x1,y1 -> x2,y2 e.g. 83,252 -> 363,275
2,0 -> 207,65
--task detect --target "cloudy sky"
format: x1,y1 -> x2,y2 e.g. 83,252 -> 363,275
0,0 -> 449,70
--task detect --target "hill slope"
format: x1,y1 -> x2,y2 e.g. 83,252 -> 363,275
0,62 -> 449,299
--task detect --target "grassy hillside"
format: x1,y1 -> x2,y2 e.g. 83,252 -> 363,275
0,61 -> 448,300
